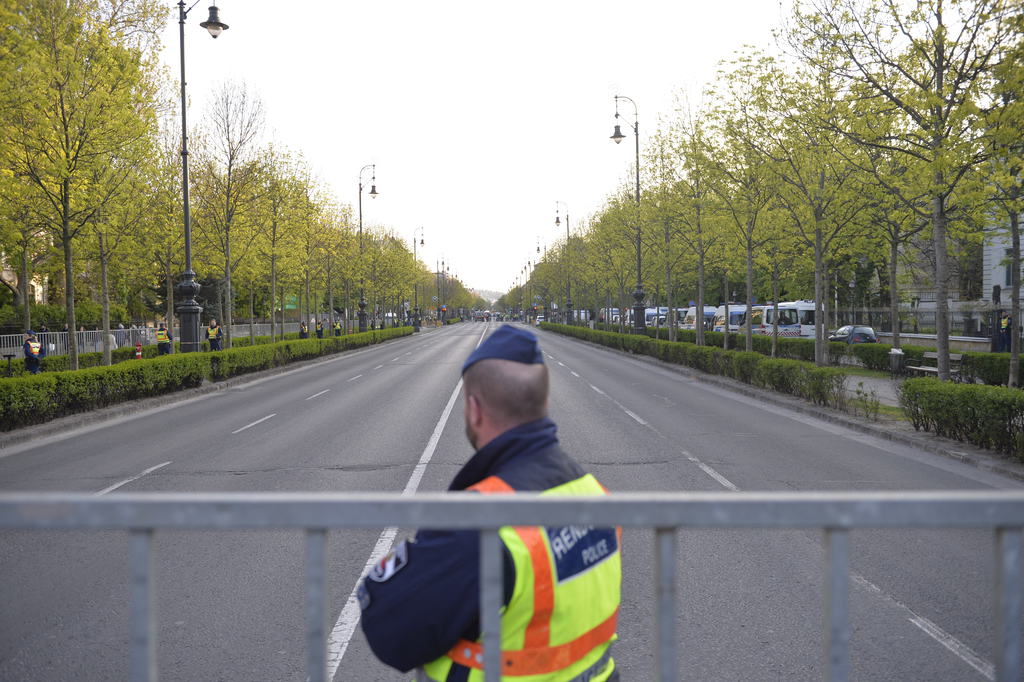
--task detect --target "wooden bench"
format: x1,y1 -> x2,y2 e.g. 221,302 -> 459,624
906,351 -> 963,381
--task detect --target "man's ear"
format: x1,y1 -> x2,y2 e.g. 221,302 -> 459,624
466,393 -> 482,426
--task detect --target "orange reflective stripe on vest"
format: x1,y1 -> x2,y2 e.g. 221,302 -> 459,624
27,341 -> 41,356
447,609 -> 618,675
458,474 -> 619,676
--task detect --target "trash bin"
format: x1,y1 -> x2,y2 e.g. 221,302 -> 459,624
889,347 -> 905,378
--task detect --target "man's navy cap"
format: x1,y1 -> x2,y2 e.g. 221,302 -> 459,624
25,330 -> 34,336
461,324 -> 544,374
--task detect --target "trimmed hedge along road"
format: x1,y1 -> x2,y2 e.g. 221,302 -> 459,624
544,323 -> 1024,462
0,327 -> 413,432
541,323 -> 847,410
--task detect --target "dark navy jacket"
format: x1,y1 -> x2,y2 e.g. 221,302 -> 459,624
359,417 -> 586,673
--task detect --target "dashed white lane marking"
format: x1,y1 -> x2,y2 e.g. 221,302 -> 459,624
850,575 -> 994,680
346,375 -> 362,382
681,449 -> 739,492
327,322 -> 489,680
589,384 -> 606,395
391,356 -> 402,362
557,361 -> 565,367
570,371 -> 580,378
231,413 -> 276,434
373,365 -> 384,370
95,461 -> 171,495
305,389 -> 330,401
683,445 -> 992,677
621,408 -> 648,426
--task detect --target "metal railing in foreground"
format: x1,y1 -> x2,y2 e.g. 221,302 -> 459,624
1,490 -> 1022,682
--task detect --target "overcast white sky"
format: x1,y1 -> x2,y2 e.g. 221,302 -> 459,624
159,1 -> 787,298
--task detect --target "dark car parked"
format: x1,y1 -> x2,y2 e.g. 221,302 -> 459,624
829,325 -> 878,344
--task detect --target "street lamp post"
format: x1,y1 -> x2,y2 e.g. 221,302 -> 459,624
357,164 -> 378,333
610,95 -> 645,333
555,201 -> 572,325
175,2 -> 228,353
412,227 -> 424,330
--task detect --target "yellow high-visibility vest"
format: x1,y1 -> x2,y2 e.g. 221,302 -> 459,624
420,474 -> 621,682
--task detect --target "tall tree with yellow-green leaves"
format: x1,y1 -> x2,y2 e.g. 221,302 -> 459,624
791,0 -> 1016,378
1,0 -> 165,369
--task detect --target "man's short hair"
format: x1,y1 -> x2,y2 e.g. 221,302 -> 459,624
463,358 -> 548,425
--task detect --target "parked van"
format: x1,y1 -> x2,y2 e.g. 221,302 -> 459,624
736,305 -> 768,334
749,304 -> 802,336
682,305 -> 717,331
712,304 -> 746,333
780,300 -> 816,338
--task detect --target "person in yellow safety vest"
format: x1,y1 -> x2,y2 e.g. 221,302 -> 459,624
333,320 -> 342,336
155,323 -> 173,355
1000,313 -> 1012,352
22,330 -> 46,374
359,325 -> 621,681
206,318 -> 223,351
315,318 -> 324,338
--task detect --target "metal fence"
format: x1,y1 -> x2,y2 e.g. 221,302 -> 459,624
0,323 -> 304,359
1,490 -> 1021,682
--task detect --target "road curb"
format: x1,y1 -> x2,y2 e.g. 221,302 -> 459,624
0,332 -> 419,452
541,329 -> 1024,484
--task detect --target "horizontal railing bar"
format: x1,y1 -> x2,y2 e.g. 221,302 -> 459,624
2,491 -> 1024,530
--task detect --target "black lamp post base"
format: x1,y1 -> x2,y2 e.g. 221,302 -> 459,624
175,273 -> 203,353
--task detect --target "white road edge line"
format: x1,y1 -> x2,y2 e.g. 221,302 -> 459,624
327,322 -> 490,680
95,461 -> 171,496
346,375 -> 363,382
305,389 -> 331,401
230,413 -> 276,435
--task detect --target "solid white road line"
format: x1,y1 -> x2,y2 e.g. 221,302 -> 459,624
95,461 -> 171,496
327,321 -> 490,680
230,413 -> 276,435
346,375 -> 363,382
305,389 -> 331,401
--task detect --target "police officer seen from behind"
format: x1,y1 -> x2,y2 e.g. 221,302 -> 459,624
23,330 -> 46,374
206,318 -> 223,351
359,324 -> 621,681
315,318 -> 324,338
333,319 -> 342,336
155,322 -> 173,355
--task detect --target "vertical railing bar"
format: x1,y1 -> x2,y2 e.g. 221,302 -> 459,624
655,527 -> 678,682
480,528 -> 503,681
824,528 -> 850,682
995,527 -> 1022,682
306,529 -> 329,682
129,528 -> 156,682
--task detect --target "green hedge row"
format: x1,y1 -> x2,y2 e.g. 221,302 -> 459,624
898,378 -> 1024,459
603,323 -> 1023,386
543,323 -> 846,409
0,327 -> 413,431
2,331 -> 306,378
597,323 -> 850,365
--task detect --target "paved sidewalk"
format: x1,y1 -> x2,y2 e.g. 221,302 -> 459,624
843,374 -> 901,407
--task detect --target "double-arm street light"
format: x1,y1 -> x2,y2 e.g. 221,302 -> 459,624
357,164 -> 378,332
175,2 -> 229,353
412,227 -> 424,330
610,94 -> 645,332
554,201 -> 572,325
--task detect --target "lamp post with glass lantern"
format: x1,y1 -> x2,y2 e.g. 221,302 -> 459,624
610,95 -> 645,332
555,201 -> 572,324
175,2 -> 228,353
357,164 -> 378,332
